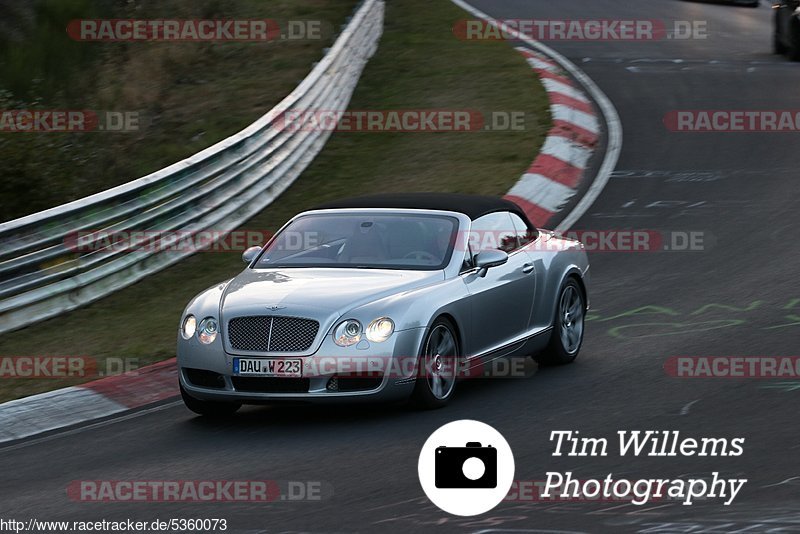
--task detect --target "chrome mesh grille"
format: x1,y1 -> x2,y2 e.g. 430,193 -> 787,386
228,316 -> 319,352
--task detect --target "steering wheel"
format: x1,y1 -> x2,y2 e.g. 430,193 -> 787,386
403,250 -> 439,263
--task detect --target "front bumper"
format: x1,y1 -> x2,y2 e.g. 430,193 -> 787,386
178,327 -> 426,404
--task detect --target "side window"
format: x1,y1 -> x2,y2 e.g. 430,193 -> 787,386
469,212 -> 518,255
509,213 -> 538,249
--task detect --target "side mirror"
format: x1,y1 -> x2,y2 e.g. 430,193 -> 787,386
473,249 -> 508,278
242,246 -> 261,265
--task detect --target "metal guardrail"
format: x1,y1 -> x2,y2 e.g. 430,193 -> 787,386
0,0 -> 384,335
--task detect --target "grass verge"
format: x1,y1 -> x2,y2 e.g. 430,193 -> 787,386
0,0 -> 551,403
0,0 -> 358,222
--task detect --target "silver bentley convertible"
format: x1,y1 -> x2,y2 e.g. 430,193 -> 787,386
178,194 -> 589,415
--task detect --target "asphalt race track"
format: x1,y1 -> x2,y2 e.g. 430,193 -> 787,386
2,1 -> 799,532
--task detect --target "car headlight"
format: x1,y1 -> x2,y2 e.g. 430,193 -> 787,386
197,317 -> 219,344
366,317 -> 395,343
181,315 -> 196,339
334,319 -> 362,347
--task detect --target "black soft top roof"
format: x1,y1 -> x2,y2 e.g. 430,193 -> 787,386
314,193 -> 534,227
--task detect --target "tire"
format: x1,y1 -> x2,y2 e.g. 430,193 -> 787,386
411,318 -> 459,409
536,278 -> 585,366
774,28 -> 787,55
180,383 -> 241,417
789,25 -> 800,61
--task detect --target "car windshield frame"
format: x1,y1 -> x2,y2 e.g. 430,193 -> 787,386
252,211 -> 460,271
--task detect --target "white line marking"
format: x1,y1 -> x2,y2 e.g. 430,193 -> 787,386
680,399 -> 700,415
551,104 -> 599,134
627,503 -> 675,515
589,503 -> 634,514
541,135 -> 592,169
515,46 -> 558,67
526,57 -> 560,73
761,476 -> 800,489
631,58 -> 685,64
542,78 -> 590,103
508,174 -> 577,212
448,0 -> 623,232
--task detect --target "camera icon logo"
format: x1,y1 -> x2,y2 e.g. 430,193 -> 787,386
435,442 -> 497,489
418,420 -> 515,516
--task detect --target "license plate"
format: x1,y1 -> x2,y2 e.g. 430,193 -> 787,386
233,358 -> 302,377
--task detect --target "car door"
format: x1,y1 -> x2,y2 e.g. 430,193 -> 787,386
460,212 -> 536,360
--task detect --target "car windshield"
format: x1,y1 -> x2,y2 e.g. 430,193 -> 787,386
254,212 -> 458,270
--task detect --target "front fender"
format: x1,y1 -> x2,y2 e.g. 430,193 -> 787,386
528,234 -> 589,329
342,276 -> 470,351
176,279 -> 231,363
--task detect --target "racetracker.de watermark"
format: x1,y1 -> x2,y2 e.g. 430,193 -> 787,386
453,19 -> 708,41
67,19 -> 331,42
665,356 -> 800,378
295,355 -> 533,379
464,229 -> 708,253
537,230 -> 707,252
273,110 -> 531,132
665,110 -> 800,132
67,480 -> 328,502
64,229 -> 279,254
0,110 -> 139,132
0,356 -> 139,379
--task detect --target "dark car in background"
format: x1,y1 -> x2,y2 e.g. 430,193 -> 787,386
681,0 -> 759,9
774,0 -> 800,59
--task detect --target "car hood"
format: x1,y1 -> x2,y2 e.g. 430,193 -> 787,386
220,267 -> 443,322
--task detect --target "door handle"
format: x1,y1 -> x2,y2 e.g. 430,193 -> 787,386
522,263 -> 535,274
